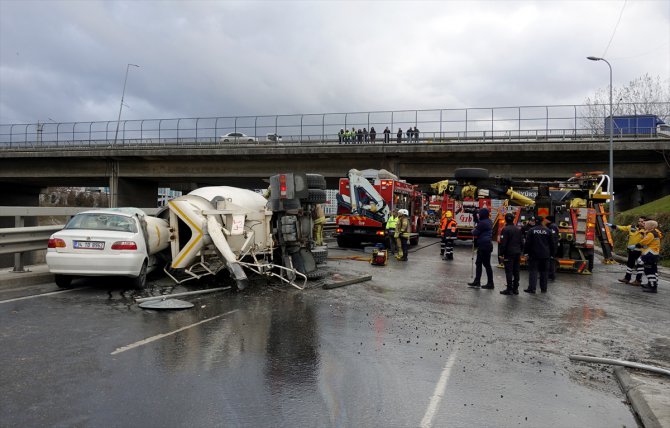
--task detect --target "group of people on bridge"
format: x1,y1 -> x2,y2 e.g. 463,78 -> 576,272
338,126 -> 420,144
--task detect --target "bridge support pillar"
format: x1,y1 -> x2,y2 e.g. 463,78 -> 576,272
109,177 -> 158,208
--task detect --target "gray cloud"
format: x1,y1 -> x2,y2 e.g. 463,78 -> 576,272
1,0 -> 668,125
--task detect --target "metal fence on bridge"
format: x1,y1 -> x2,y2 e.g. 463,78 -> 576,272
1,102 -> 667,150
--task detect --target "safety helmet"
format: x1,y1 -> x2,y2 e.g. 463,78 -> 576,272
398,209 -> 409,216
446,210 -> 453,218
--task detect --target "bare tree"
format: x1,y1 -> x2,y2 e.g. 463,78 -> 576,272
583,73 -> 670,132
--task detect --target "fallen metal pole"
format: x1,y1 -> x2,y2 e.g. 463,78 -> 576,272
135,286 -> 231,303
323,275 -> 372,290
569,355 -> 670,377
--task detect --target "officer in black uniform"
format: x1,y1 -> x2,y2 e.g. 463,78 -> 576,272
523,216 -> 556,294
499,213 -> 524,295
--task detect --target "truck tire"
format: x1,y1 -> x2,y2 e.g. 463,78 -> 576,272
410,235 -> 420,246
270,198 -> 301,211
311,247 -> 328,264
306,173 -> 327,190
306,189 -> 327,204
454,168 -> 489,180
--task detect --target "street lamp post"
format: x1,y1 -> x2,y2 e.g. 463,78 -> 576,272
113,63 -> 140,146
587,56 -> 614,224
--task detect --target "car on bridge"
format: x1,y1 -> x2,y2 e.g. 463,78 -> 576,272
219,132 -> 258,143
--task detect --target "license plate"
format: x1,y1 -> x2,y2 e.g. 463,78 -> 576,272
74,240 -> 105,250
353,230 -> 366,234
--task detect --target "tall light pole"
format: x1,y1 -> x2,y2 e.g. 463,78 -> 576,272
587,56 -> 614,224
113,63 -> 140,146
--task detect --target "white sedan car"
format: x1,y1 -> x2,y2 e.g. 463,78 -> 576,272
46,209 -> 167,289
219,132 -> 258,143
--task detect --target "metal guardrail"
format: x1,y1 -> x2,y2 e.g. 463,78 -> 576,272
0,225 -> 63,256
1,102 -> 667,150
0,207 -> 160,272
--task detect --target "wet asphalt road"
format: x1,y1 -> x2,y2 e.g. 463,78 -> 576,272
2,237 -> 668,427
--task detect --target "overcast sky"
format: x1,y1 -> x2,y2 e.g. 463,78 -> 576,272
1,0 -> 668,125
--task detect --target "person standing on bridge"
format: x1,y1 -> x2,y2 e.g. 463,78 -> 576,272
370,127 -> 377,144
363,128 -> 369,143
397,128 -> 403,144
468,208 -> 495,289
338,129 -> 345,144
413,126 -> 420,143
384,126 -> 391,143
406,127 -> 413,143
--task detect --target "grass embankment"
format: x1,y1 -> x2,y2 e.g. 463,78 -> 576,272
612,195 -> 670,267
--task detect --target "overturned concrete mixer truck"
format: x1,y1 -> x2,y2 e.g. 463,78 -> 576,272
160,173 -> 328,290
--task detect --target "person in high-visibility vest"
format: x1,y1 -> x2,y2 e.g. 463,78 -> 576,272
607,216 -> 647,286
440,210 -> 457,260
312,204 -> 326,246
385,208 -> 399,254
635,220 -> 663,293
394,209 -> 410,261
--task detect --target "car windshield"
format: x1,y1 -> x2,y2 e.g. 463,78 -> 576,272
65,213 -> 137,233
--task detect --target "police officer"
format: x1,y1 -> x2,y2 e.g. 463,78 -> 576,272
468,208 -> 494,289
499,212 -> 523,295
523,216 -> 556,294
386,208 -> 399,254
543,216 -> 560,281
394,209 -> 410,261
440,210 -> 457,260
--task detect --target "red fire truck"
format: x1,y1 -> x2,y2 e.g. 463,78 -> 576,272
431,168 -> 615,274
335,169 -> 423,248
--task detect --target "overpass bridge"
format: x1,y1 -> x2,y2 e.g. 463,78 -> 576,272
1,103 -> 668,209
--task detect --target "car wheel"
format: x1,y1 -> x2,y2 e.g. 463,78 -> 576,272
248,139 -> 254,143
132,261 -> 148,289
54,274 -> 72,288
410,235 -> 420,246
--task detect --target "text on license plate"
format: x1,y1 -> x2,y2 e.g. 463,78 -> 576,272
74,241 -> 105,250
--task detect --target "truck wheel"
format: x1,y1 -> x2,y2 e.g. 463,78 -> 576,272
454,168 -> 489,180
311,247 -> 328,264
306,189 -> 327,204
54,274 -> 72,288
306,173 -> 327,190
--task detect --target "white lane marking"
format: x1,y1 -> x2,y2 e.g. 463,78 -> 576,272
0,287 -> 85,304
111,309 -> 238,355
420,349 -> 460,428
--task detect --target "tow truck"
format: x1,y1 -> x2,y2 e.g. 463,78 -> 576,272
430,169 -> 616,274
335,168 -> 423,248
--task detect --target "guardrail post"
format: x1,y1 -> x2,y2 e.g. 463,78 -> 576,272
13,216 -> 26,272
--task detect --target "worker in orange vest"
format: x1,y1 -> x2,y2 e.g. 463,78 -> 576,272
440,210 -> 457,260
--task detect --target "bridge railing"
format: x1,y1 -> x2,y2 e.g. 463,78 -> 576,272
2,102 -> 667,150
